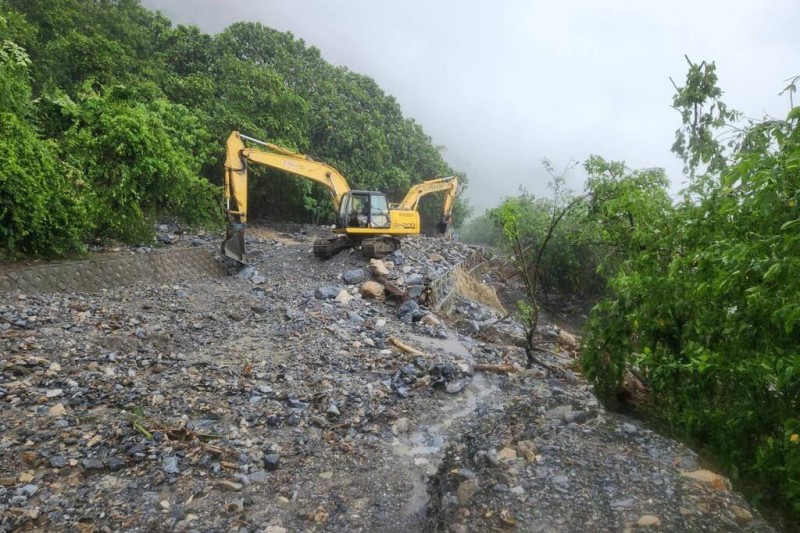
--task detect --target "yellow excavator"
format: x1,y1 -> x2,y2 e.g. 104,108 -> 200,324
222,131 -> 458,263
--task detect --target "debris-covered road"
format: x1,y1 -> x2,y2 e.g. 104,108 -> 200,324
0,228 -> 773,532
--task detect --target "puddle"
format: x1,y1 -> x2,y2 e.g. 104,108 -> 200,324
393,333 -> 502,524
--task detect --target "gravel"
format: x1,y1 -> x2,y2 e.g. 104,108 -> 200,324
0,224 -> 774,532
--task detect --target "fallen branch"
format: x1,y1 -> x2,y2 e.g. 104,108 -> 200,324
375,277 -> 409,303
473,363 -> 516,374
488,312 -> 514,327
388,337 -> 425,356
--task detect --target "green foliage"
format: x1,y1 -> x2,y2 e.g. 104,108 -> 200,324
0,113 -> 91,257
489,166 -> 593,368
582,62 -> 800,516
0,22 -> 90,258
63,85 -> 220,241
670,56 -> 740,176
0,0 -> 459,258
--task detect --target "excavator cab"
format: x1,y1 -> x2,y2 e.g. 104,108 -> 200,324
339,192 -> 391,230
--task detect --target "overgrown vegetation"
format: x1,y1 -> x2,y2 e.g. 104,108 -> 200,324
0,0 -> 466,258
477,60 -> 800,519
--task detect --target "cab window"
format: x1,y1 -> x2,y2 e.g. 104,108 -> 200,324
369,194 -> 390,228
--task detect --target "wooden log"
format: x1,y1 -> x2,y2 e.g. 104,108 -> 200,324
375,276 -> 409,304
473,363 -> 516,374
388,336 -> 425,355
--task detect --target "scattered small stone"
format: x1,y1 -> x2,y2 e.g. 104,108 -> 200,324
81,459 -> 104,473
343,268 -> 368,285
18,484 -> 38,497
730,505 -> 753,525
610,498 -> 635,510
623,422 -> 638,434
360,281 -> 385,299
219,480 -> 243,492
263,454 -> 280,471
369,259 -> 390,276
162,456 -> 179,475
315,286 -> 341,300
497,448 -> 517,462
637,515 -> 661,527
457,479 -> 479,505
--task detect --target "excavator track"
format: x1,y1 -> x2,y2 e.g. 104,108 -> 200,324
361,236 -> 402,259
313,236 -> 353,259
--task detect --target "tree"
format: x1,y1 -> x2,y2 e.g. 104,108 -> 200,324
491,162 -> 588,369
582,61 -> 800,516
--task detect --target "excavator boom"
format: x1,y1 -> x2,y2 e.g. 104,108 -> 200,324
393,176 -> 458,214
392,176 -> 458,237
222,132 -> 351,262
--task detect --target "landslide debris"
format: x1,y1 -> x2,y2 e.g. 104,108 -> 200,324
0,226 -> 773,532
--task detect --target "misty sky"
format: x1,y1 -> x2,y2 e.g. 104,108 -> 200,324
142,0 -> 798,213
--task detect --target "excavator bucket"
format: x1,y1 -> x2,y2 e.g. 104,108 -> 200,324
436,216 -> 453,239
222,223 -> 246,264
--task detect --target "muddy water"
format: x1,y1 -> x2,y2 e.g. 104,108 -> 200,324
393,334 -> 502,526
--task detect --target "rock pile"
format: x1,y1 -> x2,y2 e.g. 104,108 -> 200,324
0,230 -> 773,532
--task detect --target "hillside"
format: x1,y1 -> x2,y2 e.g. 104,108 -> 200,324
0,0 -> 467,259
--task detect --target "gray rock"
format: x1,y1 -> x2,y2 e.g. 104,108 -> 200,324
407,285 -> 424,299
162,456 -> 180,474
343,269 -> 368,285
49,455 -> 67,468
237,265 -> 256,280
623,423 -> 638,434
346,311 -> 365,323
405,274 -> 424,286
82,459 -> 104,472
263,454 -> 280,471
249,469 -> 267,482
108,457 -> 126,472
315,286 -> 341,300
545,404 -> 573,422
610,498 -> 635,510
18,484 -> 38,497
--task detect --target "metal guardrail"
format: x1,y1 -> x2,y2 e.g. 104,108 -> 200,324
429,248 -> 488,314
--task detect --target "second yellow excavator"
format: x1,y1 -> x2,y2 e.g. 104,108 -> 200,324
222,131 -> 458,263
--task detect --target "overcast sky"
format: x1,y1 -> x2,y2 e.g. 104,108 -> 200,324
142,0 -> 798,213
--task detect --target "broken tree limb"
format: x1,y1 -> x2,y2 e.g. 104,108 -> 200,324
375,276 -> 410,303
473,363 -> 516,374
388,336 -> 425,356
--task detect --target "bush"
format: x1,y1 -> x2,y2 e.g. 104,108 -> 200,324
0,113 -> 91,257
63,85 -> 222,242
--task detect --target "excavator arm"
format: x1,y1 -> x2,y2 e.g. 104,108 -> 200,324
222,131 -> 351,262
391,175 -> 459,239
393,176 -> 459,215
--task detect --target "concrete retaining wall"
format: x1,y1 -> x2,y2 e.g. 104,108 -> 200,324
0,247 -> 224,295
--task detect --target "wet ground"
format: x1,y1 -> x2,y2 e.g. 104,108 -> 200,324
0,229 -> 775,532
